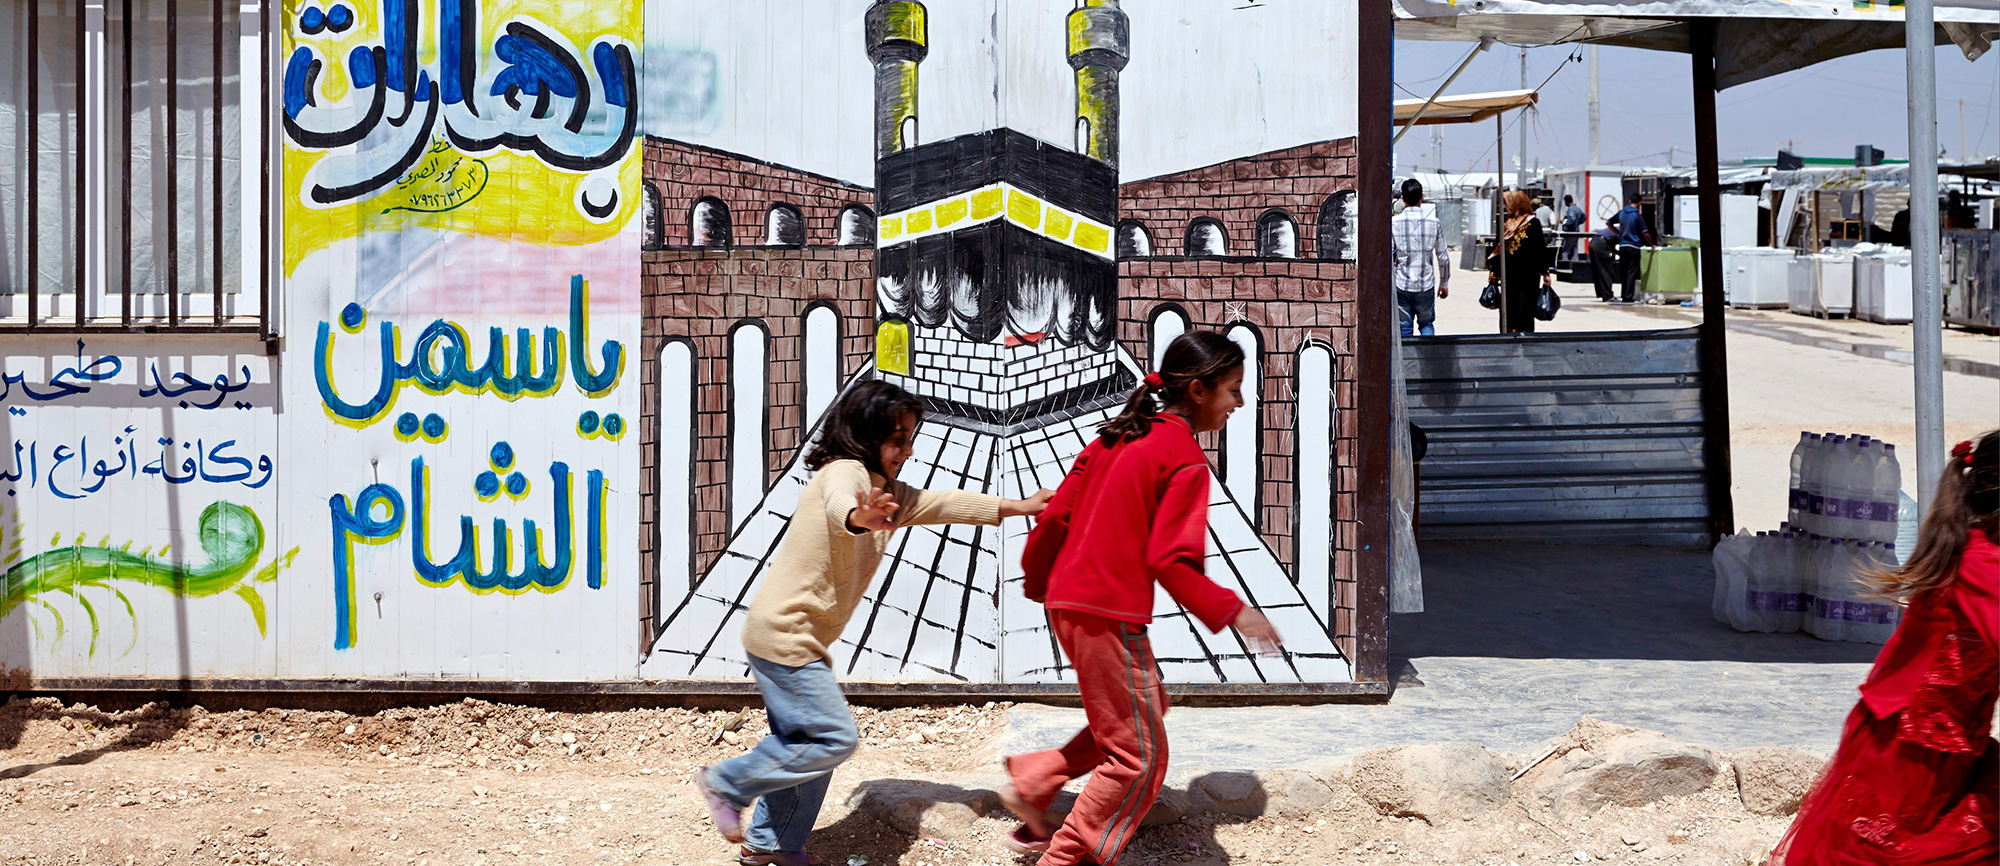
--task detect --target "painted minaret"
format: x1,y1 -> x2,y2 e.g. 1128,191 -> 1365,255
869,0 -> 1129,431
866,0 -> 928,159
1068,0 -> 1129,167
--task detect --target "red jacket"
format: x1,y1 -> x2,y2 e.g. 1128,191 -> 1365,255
1857,530 -> 1998,753
1020,413 -> 1245,633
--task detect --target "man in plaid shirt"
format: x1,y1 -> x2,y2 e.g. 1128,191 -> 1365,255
1391,179 -> 1450,336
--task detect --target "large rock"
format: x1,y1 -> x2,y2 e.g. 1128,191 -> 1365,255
1140,786 -> 1192,827
846,780 -> 1000,840
1727,748 -> 1825,816
1348,742 -> 1511,823
1536,733 -> 1719,817
1258,768 -> 1335,818
1188,771 -> 1267,818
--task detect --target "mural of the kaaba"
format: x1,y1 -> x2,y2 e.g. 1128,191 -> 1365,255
641,0 -> 1366,687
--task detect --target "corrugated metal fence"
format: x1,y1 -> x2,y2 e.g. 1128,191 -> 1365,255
1403,328 -> 1712,547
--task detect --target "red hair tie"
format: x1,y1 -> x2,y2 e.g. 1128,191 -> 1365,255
1951,439 -> 1975,463
1143,372 -> 1164,389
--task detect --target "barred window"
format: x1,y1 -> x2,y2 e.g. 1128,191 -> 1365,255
0,0 -> 270,332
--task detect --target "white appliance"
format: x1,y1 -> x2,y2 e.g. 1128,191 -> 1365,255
1856,248 -> 1913,324
1810,252 -> 1856,318
1722,247 -> 1794,309
1674,194 -> 1759,247
1788,256 -> 1817,315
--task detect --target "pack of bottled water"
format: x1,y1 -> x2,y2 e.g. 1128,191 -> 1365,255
1711,432 -> 1906,643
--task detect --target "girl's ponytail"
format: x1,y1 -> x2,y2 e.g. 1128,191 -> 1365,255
1866,429 -> 1998,599
1099,331 -> 1245,445
1099,372 -> 1165,445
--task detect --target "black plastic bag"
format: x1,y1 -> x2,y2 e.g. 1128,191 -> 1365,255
1479,282 -> 1502,310
1534,284 -> 1562,320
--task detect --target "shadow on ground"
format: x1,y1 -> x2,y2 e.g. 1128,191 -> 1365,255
815,772 -> 1268,865
1392,541 -> 1881,664
0,698 -> 190,780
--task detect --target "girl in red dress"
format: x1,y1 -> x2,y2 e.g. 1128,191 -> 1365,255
996,331 -> 1287,864
1769,430 -> 1998,865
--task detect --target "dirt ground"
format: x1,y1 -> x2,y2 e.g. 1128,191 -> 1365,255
0,697 -> 1797,866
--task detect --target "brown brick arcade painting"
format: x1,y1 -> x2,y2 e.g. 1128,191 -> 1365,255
636,0 -> 1378,690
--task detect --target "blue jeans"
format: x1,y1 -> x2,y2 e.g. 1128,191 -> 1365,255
706,654 -> 859,853
1397,289 -> 1436,337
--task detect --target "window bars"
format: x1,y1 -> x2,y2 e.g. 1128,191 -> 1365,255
1,0 -> 271,336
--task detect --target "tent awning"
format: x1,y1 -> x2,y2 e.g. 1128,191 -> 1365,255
1393,89 -> 1539,126
1392,1 -> 2000,89
1766,164 -> 1914,192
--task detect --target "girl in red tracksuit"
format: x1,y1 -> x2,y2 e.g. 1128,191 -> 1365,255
999,330 -> 1286,864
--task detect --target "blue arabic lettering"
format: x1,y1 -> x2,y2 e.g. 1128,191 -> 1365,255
0,341 -> 255,408
410,455 -> 572,592
313,274 -> 622,423
329,483 -> 406,651
1,430 -> 275,499
327,448 -> 608,650
282,0 -> 635,205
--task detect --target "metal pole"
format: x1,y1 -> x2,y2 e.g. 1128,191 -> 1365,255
1519,47 -> 1529,184
1907,0 -> 1945,514
1588,45 -> 1601,166
1496,112 -> 1507,333
1394,36 -> 1493,146
1692,19 -> 1735,542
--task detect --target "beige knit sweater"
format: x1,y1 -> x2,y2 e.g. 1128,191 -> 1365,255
740,458 -> 1002,667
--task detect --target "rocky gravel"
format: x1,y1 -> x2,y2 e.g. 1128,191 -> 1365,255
0,697 -> 1814,865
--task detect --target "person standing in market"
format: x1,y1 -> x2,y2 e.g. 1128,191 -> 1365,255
1534,197 -> 1558,235
1390,178 -> 1450,337
1560,194 -> 1586,261
1588,213 -> 1621,303
1487,189 -> 1553,334
1614,193 -> 1655,304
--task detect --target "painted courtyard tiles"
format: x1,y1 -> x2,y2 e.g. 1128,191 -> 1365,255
648,354 -> 1351,686
277,0 -> 643,679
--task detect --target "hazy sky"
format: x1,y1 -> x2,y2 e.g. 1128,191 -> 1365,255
1392,39 -> 2000,175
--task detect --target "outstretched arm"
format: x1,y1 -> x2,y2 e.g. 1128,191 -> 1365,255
1001,489 -> 1055,520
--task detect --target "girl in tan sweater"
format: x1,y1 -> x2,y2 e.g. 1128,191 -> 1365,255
696,380 -> 1052,865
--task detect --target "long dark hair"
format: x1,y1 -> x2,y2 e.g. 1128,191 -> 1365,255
1099,330 -> 1244,445
805,379 -> 924,476
1866,429 -> 1998,599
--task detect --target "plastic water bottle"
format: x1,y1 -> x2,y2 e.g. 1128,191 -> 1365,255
1845,543 -> 1901,644
1770,530 -> 1805,633
1895,489 -> 1918,564
1802,435 -> 1833,536
1787,432 -> 1815,527
1848,440 -> 1882,540
1819,433 -> 1846,536
1742,532 -> 1774,632
1824,437 -> 1862,540
1808,539 -> 1846,641
1873,444 -> 1903,544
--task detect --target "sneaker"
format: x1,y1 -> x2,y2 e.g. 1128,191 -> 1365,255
694,766 -> 745,843
736,848 -> 821,866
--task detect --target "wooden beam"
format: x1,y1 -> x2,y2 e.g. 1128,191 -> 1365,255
1691,19 -> 1736,542
1353,0 -> 1395,684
